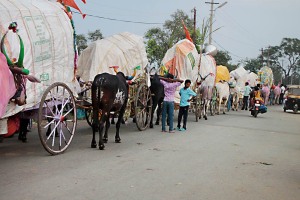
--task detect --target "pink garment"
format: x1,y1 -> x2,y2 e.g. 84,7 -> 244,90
0,52 -> 17,118
160,80 -> 181,102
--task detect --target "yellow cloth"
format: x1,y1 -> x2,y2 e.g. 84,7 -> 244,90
216,65 -> 230,83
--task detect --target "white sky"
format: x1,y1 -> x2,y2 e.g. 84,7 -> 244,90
72,0 -> 300,64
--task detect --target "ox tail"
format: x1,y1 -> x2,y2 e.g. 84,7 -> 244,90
92,78 -> 105,131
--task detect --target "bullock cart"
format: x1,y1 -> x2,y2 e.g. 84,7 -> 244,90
0,0 -> 87,155
78,67 -> 153,132
76,32 -> 152,132
161,40 -> 218,122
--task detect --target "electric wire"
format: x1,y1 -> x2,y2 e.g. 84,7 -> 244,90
73,11 -> 163,25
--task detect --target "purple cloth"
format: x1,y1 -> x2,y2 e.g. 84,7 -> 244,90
160,80 -> 181,102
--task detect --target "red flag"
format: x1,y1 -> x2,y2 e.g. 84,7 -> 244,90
58,0 -> 86,18
182,20 -> 193,43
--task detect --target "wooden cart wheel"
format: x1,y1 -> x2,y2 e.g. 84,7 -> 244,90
134,83 -> 152,131
194,93 -> 202,122
38,82 -> 77,155
210,87 -> 217,116
85,109 -> 93,127
210,99 -> 216,116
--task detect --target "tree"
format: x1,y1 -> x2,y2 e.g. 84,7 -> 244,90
244,58 -> 261,73
76,34 -> 88,55
88,29 -> 103,42
214,50 -> 236,71
144,28 -> 169,66
263,38 -> 300,84
145,10 -> 196,66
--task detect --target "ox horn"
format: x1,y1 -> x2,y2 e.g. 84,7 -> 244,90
109,66 -> 119,74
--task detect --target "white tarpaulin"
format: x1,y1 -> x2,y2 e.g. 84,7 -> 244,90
162,39 -> 201,103
77,32 -> 148,81
162,39 -> 199,84
198,54 -> 217,87
230,66 -> 248,80
0,0 -> 79,133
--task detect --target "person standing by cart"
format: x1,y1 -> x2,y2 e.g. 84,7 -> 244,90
176,79 -> 196,131
160,74 -> 183,133
241,82 -> 252,110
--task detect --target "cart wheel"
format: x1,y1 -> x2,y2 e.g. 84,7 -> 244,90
210,100 -> 216,116
134,83 -> 152,131
195,94 -> 201,122
38,82 -> 77,155
85,109 -> 93,127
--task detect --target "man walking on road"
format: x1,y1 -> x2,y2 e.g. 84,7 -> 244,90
241,82 -> 251,110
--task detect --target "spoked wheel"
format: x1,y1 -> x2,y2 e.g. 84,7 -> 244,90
210,99 -> 216,116
38,82 -> 77,155
85,109 -> 93,127
195,94 -> 202,122
134,83 -> 152,131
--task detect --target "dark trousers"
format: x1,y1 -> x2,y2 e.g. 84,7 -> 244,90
177,106 -> 189,129
279,93 -> 284,104
242,96 -> 249,109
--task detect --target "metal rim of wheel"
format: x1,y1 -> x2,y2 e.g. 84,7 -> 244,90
38,82 -> 77,155
85,109 -> 93,127
134,83 -> 152,131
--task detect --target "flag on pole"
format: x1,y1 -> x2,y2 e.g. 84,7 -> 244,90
181,20 -> 193,43
58,0 -> 86,18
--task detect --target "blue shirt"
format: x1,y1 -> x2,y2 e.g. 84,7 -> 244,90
179,87 -> 197,106
244,85 -> 252,96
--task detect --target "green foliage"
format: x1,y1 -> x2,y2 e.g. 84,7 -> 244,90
261,38 -> 300,84
88,29 -> 103,41
214,50 -> 232,67
76,34 -> 88,55
244,58 -> 261,73
145,10 -> 202,65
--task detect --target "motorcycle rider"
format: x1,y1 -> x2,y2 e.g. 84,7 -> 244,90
250,84 -> 263,110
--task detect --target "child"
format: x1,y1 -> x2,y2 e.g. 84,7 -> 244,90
176,79 -> 196,131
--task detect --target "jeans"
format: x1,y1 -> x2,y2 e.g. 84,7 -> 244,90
242,96 -> 249,109
162,101 -> 174,131
177,106 -> 189,129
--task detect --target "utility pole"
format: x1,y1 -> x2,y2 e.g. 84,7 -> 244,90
205,0 -> 219,44
193,7 -> 196,43
260,48 -> 264,66
205,1 -> 227,44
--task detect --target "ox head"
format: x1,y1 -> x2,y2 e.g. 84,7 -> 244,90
196,72 -> 214,86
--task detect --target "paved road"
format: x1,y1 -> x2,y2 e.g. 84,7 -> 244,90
1,106 -> 299,200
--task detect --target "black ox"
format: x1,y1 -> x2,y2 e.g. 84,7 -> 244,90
91,72 -> 129,150
149,72 -> 164,128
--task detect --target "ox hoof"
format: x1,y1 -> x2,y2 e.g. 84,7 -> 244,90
223,112 -> 226,114
99,144 -> 105,150
91,143 -> 97,148
155,121 -> 159,125
115,138 -> 121,143
204,116 -> 207,120
150,124 -> 154,128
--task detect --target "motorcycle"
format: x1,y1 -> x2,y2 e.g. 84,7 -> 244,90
250,99 -> 267,118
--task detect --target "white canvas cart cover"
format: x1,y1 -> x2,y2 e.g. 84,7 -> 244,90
198,54 -> 217,87
77,32 -> 148,81
162,39 -> 200,103
230,66 -> 248,80
162,39 -> 199,84
0,0 -> 79,133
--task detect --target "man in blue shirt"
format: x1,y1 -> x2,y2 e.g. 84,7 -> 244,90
241,82 -> 252,110
176,79 -> 197,131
